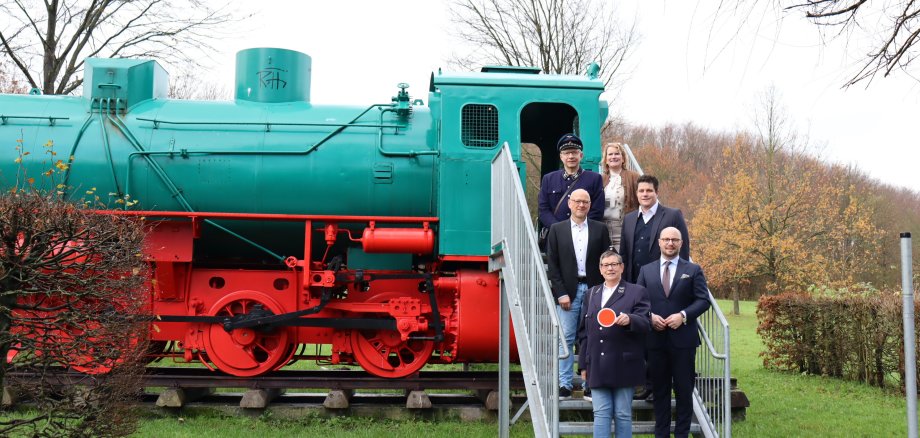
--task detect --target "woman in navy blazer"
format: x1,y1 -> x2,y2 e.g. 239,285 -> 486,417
577,250 -> 651,438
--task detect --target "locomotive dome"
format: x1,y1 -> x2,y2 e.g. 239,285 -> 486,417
235,47 -> 312,103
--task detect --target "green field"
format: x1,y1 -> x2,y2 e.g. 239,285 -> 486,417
131,299 -> 918,437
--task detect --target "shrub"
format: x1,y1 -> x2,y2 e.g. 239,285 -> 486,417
758,288 -> 917,390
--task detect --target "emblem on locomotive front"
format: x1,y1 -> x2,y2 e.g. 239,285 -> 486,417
257,67 -> 287,89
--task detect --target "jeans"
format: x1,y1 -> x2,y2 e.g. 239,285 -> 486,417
557,282 -> 587,390
591,386 -> 635,438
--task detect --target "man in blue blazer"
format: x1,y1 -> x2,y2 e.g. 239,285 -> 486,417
619,174 -> 690,283
577,250 -> 650,438
637,227 -> 710,438
538,133 -> 605,229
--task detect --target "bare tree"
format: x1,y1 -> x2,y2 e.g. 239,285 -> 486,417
168,67 -> 231,100
0,58 -> 28,94
448,0 -> 639,90
719,1 -> 920,87
0,0 -> 240,95
0,172 -> 149,436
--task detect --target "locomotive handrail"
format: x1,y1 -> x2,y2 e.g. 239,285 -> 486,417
136,117 -> 401,131
377,108 -> 439,157
0,115 -> 70,126
98,210 -> 439,223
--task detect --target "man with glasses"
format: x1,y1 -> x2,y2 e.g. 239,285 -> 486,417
546,188 -> 611,398
577,250 -> 650,437
537,133 -> 605,231
637,227 -> 710,438
619,174 -> 690,284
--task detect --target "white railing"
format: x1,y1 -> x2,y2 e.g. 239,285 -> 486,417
694,290 -> 731,437
623,143 -> 731,438
490,142 -> 568,438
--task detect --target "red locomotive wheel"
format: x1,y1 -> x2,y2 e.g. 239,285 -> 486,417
203,291 -> 295,377
349,329 -> 435,378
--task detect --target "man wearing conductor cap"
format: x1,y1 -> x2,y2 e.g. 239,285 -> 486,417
538,133 -> 605,231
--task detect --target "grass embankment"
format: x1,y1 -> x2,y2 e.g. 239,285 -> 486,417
134,300 -> 917,437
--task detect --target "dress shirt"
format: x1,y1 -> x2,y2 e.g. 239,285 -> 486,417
601,282 -> 620,307
639,201 -> 660,224
659,257 -> 677,291
571,219 -> 589,277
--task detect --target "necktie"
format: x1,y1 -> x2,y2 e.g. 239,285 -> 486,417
662,261 -> 671,297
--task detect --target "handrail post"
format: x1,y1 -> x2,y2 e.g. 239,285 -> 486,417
499,277 -> 510,438
902,232 -> 917,438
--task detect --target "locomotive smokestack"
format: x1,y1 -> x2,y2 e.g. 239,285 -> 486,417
235,48 -> 311,103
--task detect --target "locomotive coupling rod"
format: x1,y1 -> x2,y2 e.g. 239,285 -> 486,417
223,288 -> 333,331
153,289 -> 335,330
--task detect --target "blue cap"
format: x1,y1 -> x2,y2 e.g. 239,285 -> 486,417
556,133 -> 583,152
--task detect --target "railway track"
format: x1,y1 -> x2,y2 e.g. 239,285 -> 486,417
10,367 -> 525,390
5,367 -> 531,417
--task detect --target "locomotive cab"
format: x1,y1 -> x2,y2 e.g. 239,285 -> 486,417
429,66 -> 608,257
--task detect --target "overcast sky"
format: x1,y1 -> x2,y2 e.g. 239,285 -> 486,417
203,0 -> 918,191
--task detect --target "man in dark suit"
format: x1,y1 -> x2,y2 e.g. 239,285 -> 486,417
546,188 -> 611,398
577,250 -> 650,438
619,174 -> 690,284
637,226 -> 711,438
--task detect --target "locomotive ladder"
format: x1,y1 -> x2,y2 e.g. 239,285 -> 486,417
490,143 -> 568,438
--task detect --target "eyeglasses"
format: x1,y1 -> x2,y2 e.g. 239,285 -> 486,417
659,238 -> 682,244
600,262 -> 623,268
570,200 -> 590,205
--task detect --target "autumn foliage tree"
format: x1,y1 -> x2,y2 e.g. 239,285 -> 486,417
689,91 -> 882,311
0,169 -> 149,436
606,92 -> 902,307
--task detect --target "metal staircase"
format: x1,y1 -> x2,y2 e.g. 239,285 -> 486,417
490,143 -> 731,437
490,143 -> 567,438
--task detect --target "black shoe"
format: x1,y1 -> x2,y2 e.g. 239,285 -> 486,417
559,387 -> 572,399
645,393 -> 655,402
633,388 -> 651,400
583,388 -> 592,402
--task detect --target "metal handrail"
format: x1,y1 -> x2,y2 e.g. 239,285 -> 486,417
693,290 -> 732,438
621,141 -> 730,437
491,142 -> 566,438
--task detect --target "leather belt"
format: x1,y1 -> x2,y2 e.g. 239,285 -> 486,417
577,276 -> 587,283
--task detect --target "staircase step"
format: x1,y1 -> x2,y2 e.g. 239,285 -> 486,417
559,398 -> 671,411
559,420 -> 701,435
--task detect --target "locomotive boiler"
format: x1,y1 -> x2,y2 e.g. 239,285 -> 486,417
0,48 -> 608,377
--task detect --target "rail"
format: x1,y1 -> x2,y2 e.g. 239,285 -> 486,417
490,143 -> 566,438
622,142 -> 731,437
693,290 -> 731,438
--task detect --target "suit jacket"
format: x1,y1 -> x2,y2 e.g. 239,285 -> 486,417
537,169 -> 605,228
576,281 -> 651,389
637,258 -> 711,349
546,218 -> 611,302
619,203 -> 690,282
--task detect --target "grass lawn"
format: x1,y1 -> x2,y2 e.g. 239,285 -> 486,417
130,299 -> 918,437
722,299 -> 915,437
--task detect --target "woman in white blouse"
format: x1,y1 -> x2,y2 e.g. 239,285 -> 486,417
600,142 -> 639,250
